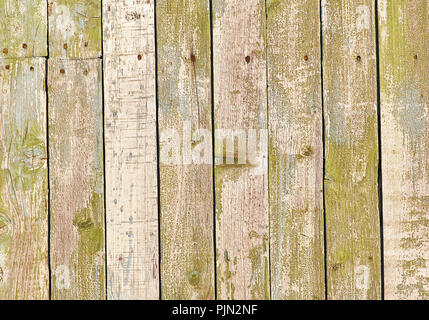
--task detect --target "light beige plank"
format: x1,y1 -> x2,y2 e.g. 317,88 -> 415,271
379,0 -> 429,300
0,58 -> 49,300
322,0 -> 381,299
157,0 -> 214,300
48,0 -> 101,58
267,0 -> 325,300
213,0 -> 269,300
49,59 -> 105,300
0,1 -> 47,58
103,0 -> 159,300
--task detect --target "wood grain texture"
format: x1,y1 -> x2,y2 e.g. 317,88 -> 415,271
378,0 -> 429,300
157,0 -> 214,300
48,0 -> 101,58
322,0 -> 381,300
0,0 -> 47,58
103,0 -> 159,300
0,58 -> 48,300
213,0 -> 269,300
49,59 -> 105,300
267,0 -> 325,300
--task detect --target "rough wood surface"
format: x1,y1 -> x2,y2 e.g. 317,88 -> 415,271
103,0 -> 159,300
267,0 -> 325,300
49,59 -> 105,300
48,0 -> 101,58
213,0 -> 269,300
322,0 -> 381,300
0,58 -> 49,300
379,0 -> 429,300
157,0 -> 214,300
0,1 -> 47,58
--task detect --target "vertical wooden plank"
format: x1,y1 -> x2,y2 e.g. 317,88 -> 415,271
213,0 -> 269,300
49,59 -> 105,300
0,58 -> 49,300
157,0 -> 214,300
48,0 -> 101,58
103,0 -> 159,300
379,0 -> 429,300
267,0 -> 325,300
0,1 -> 47,58
322,0 -> 381,299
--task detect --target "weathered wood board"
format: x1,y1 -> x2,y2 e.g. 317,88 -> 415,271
378,0 -> 429,300
157,0 -> 214,300
103,0 -> 159,300
213,0 -> 269,300
322,0 -> 381,299
49,59 -> 105,300
0,0 -> 427,302
0,58 -> 49,300
0,1 -> 47,58
267,0 -> 325,300
48,0 -> 101,58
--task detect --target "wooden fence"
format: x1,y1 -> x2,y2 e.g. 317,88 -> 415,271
0,0 -> 427,300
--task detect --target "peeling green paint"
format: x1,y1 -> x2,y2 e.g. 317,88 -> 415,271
0,1 -> 47,58
48,0 -> 101,58
0,58 -> 48,299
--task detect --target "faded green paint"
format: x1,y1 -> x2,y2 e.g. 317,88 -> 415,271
48,0 -> 101,58
322,0 -> 381,300
73,192 -> 105,298
267,0 -> 325,300
0,58 -> 49,299
157,0 -> 214,300
49,59 -> 105,300
0,1 -> 47,58
379,0 -> 429,300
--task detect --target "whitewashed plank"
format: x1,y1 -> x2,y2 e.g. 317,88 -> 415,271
103,0 -> 159,300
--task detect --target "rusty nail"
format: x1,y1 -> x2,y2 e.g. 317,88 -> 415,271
5,65 -> 10,70
30,66 -> 34,71
23,43 -> 28,49
414,54 -> 418,60
63,44 -> 68,50
137,54 -> 142,60
2,48 -> 8,54
245,56 -> 251,63
356,55 -> 361,62
304,55 -> 309,61
191,54 -> 196,62
84,42 -> 88,47
60,69 -> 65,74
